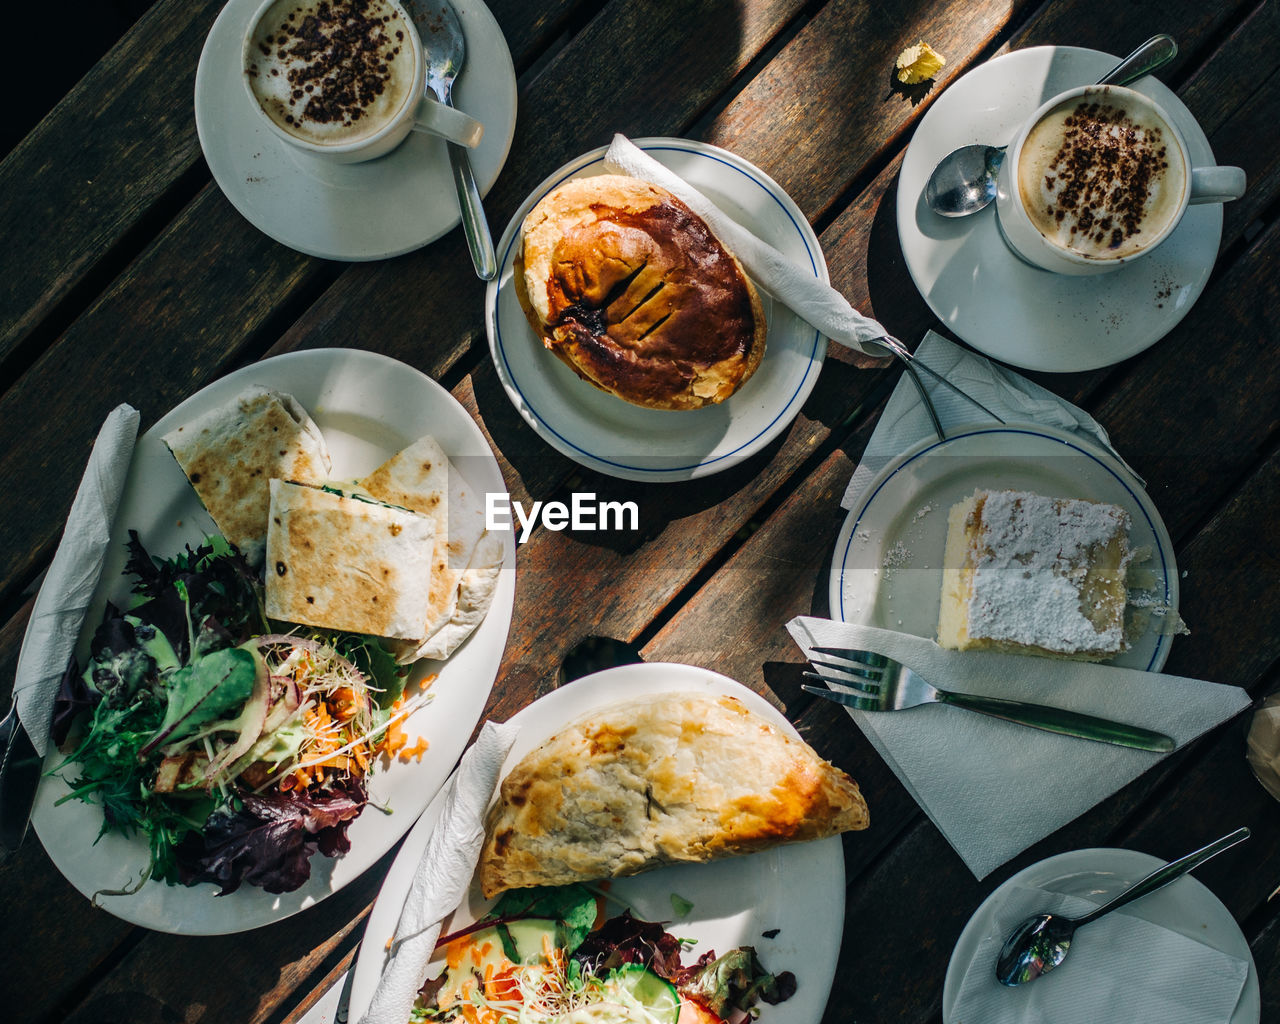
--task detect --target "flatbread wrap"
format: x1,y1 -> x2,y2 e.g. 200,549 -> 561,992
161,386 -> 331,565
359,436 -> 502,662
264,481 -> 436,640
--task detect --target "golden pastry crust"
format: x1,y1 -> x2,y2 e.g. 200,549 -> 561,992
514,174 -> 767,410
478,693 -> 869,898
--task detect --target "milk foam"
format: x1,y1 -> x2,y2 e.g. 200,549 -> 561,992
1017,95 -> 1187,259
246,0 -> 416,146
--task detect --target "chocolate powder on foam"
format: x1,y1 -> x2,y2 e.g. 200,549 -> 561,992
1044,101 -> 1171,250
253,0 -> 407,130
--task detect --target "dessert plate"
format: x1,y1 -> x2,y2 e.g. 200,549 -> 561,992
30,349 -> 515,934
897,46 -> 1222,372
348,662 -> 845,1022
829,423 -> 1178,672
486,138 -> 828,482
942,848 -> 1260,1023
195,0 -> 516,261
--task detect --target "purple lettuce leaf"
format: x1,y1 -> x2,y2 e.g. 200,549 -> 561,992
571,910 -> 685,980
176,775 -> 366,895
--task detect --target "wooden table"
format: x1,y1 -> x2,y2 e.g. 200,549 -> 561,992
3,0 -> 1278,1020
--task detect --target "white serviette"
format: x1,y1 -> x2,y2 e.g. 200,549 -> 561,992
949,884 -> 1249,1024
357,719 -> 520,1024
841,330 -> 1140,509
603,133 -> 888,356
14,403 -> 140,756
787,618 -> 1249,878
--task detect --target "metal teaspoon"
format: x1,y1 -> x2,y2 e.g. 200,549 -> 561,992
924,34 -> 1179,217
994,827 -> 1250,987
421,0 -> 497,279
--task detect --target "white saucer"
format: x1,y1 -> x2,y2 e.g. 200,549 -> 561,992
486,139 -> 827,482
897,47 -> 1223,372
942,848 -> 1260,1023
195,0 -> 516,261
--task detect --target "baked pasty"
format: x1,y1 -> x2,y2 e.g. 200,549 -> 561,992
478,693 -> 869,897
515,174 -> 767,410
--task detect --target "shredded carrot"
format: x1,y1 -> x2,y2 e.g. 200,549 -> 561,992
397,736 -> 429,763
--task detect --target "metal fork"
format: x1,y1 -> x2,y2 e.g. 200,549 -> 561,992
802,646 -> 1174,752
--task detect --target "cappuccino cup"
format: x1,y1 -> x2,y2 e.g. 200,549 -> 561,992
995,85 -> 1245,275
242,0 -> 482,164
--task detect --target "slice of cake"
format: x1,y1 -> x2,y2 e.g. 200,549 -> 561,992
937,489 -> 1132,661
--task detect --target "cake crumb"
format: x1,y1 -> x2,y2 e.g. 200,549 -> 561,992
882,540 -> 910,569
912,503 -> 934,522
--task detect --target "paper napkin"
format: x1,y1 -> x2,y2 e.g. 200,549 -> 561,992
603,133 -> 889,356
949,884 -> 1250,1024
14,403 -> 140,757
788,618 -> 1249,878
357,719 -> 520,1024
840,330 -> 1141,508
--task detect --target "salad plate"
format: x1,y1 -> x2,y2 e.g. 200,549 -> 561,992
897,46 -> 1222,372
829,423 -> 1178,672
486,138 -> 827,482
942,847 -> 1260,1023
29,348 -> 515,934
348,662 -> 846,1022
195,0 -> 516,261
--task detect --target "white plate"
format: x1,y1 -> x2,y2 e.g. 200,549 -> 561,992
348,662 -> 845,1022
829,423 -> 1178,672
195,0 -> 516,261
486,139 -> 828,482
30,348 -> 516,934
897,46 -> 1223,372
942,847 -> 1260,1023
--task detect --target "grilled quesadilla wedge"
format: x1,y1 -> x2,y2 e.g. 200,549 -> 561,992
162,386 -> 331,565
478,693 -> 869,897
264,480 -> 436,640
359,436 -> 501,662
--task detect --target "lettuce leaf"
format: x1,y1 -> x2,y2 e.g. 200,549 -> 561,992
176,775 -> 366,895
138,646 -> 260,758
678,947 -> 797,1018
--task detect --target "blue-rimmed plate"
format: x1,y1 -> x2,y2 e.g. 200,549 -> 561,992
485,138 -> 827,482
829,423 -> 1179,671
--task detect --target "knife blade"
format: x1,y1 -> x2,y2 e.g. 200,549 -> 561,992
0,703 -> 44,854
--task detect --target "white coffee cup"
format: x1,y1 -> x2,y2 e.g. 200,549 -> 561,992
995,84 -> 1245,275
242,0 -> 482,164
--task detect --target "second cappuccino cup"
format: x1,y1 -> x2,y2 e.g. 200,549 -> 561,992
994,84 -> 1245,275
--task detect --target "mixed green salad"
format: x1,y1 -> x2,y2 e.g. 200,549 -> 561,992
51,532 -> 429,896
415,883 -> 795,1024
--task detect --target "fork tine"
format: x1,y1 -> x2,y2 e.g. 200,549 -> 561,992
803,671 -> 881,697
809,646 -> 890,670
807,654 -> 884,684
802,685 -> 879,711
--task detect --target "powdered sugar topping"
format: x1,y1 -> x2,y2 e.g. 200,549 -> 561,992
967,490 -> 1131,653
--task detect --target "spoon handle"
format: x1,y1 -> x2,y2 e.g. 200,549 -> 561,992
1076,827 -> 1250,926
1098,34 -> 1178,87
445,135 -> 497,280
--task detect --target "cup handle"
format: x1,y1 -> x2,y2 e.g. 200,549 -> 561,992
410,97 -> 484,148
1188,165 -> 1246,205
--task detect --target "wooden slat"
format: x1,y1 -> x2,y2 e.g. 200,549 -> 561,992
0,0 -> 584,364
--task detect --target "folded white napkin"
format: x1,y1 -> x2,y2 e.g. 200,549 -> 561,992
841,330 -> 1139,509
14,403 -> 140,756
357,719 -> 519,1024
603,133 -> 888,356
787,618 -> 1249,878
950,883 -> 1249,1023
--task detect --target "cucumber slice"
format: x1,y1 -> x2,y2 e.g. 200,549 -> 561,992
611,965 -> 681,1024
502,917 -> 558,964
